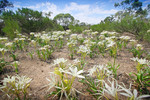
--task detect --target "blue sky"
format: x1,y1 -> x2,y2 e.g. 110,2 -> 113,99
8,0 -> 150,24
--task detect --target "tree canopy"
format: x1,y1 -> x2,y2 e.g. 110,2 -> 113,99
114,0 -> 150,16
0,0 -> 13,14
53,13 -> 74,30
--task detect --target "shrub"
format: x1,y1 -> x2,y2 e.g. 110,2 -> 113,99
2,18 -> 21,40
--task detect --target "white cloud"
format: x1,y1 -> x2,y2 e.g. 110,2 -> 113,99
14,2 -> 118,24
144,0 -> 150,4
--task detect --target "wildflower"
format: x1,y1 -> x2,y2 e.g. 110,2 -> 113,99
5,42 -> 13,47
45,73 -> 57,91
0,48 -> 8,52
12,61 -> 20,65
120,85 -> 150,100
30,32 -> 35,35
0,75 -> 32,98
70,34 -> 77,40
66,67 -> 85,78
78,45 -> 91,54
67,40 -> 77,47
39,47 -> 46,51
0,37 -> 8,41
106,40 -> 116,48
104,78 -> 121,98
120,36 -> 131,41
53,58 -> 67,66
77,34 -> 83,40
147,30 -> 150,33
136,44 -> 143,50
87,66 -> 97,76
130,57 -> 149,65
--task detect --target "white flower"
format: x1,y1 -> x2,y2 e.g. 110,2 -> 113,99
73,59 -> 80,64
67,40 -> 77,47
147,30 -> 150,33
120,86 -> 150,100
120,36 -> 131,40
87,66 -> 97,76
136,44 -> 143,50
39,47 -> 46,51
30,32 -> 35,35
12,61 -> 20,65
70,34 -> 77,40
66,67 -> 85,78
104,78 -> 121,97
91,31 -> 98,35
130,57 -> 149,65
106,40 -> 116,48
0,75 -> 32,91
5,42 -> 13,47
53,58 -> 67,66
77,34 -> 83,40
78,45 -> 91,54
45,73 -> 57,91
0,37 -> 8,41
0,48 -> 7,52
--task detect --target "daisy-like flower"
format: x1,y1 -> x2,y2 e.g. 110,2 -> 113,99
66,67 -> 85,78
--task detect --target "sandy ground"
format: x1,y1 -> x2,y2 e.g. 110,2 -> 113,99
0,32 -> 150,100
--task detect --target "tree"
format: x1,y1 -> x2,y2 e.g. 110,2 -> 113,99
2,18 -> 21,40
0,0 -> 13,14
104,15 -> 115,23
53,13 -> 74,30
114,0 -> 149,16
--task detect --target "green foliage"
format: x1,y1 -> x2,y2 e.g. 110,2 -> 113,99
9,52 -> 18,61
0,0 -> 13,14
107,58 -> 120,79
54,13 -> 74,30
79,76 -> 103,100
91,21 -> 114,32
1,8 -> 62,34
114,0 -> 148,16
2,18 -> 21,40
69,24 -> 83,33
129,67 -> 150,94
0,58 -> 9,73
130,47 -> 144,58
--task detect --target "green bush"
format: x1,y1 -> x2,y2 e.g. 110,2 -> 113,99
69,24 -> 83,33
2,18 -> 21,40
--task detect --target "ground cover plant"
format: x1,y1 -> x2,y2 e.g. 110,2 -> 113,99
0,29 -> 150,100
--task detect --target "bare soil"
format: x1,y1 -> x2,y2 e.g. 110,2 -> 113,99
0,32 -> 150,100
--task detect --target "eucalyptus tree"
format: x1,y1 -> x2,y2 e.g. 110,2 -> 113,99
53,13 -> 74,30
